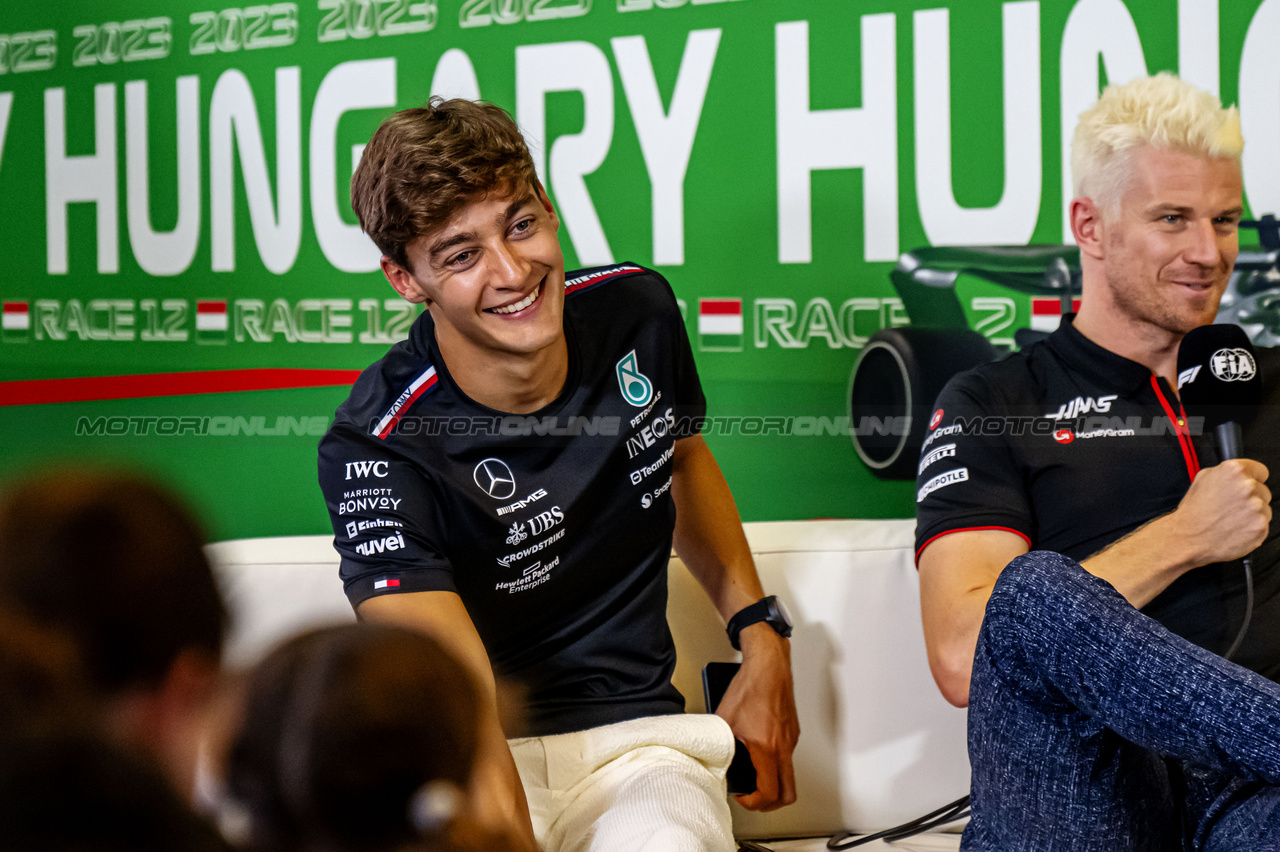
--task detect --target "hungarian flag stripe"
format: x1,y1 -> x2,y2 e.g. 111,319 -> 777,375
196,300 -> 228,332
2,301 -> 29,331
1030,297 -> 1081,332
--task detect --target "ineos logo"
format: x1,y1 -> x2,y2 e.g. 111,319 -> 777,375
473,458 -> 516,500
1209,348 -> 1257,382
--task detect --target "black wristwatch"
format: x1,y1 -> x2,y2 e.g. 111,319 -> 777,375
726,595 -> 793,651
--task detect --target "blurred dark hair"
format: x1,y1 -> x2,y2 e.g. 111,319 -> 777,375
0,607 -> 229,851
0,469 -> 226,693
225,624 -> 482,852
0,725 -> 230,851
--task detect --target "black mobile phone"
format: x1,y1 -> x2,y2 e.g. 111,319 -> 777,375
702,662 -> 758,796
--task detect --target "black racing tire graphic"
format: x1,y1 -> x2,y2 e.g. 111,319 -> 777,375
849,328 -> 998,480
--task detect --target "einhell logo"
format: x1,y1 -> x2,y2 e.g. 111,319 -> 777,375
1053,429 -> 1075,444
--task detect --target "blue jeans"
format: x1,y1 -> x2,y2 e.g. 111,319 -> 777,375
963,551 -> 1280,851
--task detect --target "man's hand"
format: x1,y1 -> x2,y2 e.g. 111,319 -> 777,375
669,434 -> 800,810
1170,459 -> 1271,566
713,623 -> 799,811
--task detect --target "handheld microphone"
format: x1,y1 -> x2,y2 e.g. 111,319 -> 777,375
1176,323 -> 1263,661
1176,323 -> 1262,461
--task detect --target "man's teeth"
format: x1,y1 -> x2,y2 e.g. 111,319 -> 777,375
490,284 -> 540,315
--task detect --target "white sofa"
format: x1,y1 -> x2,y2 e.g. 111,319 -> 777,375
207,519 -> 969,849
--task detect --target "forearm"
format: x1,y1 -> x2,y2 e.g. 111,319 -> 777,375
1080,513 -> 1201,608
670,435 -> 764,620
358,593 -> 537,845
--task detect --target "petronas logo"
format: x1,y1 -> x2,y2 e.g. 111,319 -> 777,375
616,350 -> 653,407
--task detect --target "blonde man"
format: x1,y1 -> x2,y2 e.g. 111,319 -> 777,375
914,74 -> 1280,848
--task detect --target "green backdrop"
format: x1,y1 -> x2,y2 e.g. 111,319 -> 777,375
0,0 -> 1274,539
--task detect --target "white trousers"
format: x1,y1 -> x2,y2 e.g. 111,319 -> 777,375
509,714 -> 737,852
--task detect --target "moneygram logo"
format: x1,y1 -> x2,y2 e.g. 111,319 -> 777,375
1054,429 -> 1075,444
929,409 -> 944,429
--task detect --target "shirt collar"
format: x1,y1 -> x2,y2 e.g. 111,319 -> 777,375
1046,314 -> 1155,395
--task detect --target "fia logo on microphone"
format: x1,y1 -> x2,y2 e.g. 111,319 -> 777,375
1209,348 -> 1257,382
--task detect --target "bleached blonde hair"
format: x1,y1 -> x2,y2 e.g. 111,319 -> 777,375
1071,72 -> 1243,215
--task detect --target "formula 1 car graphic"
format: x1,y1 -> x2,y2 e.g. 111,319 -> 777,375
849,218 -> 1280,480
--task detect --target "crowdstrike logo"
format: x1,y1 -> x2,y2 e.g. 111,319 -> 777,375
474,458 -> 516,500
1209,348 -> 1257,382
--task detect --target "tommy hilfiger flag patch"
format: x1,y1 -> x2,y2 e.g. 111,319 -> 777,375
698,299 -> 743,351
1030,297 -> 1081,333
373,577 -> 400,590
2,301 -> 29,342
196,300 -> 228,344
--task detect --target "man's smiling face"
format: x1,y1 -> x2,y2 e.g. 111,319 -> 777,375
382,184 -> 566,372
1100,146 -> 1243,338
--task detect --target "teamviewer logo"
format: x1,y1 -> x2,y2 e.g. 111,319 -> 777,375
473,458 -> 516,500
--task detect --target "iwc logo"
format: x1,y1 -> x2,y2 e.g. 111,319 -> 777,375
473,458 -> 516,500
616,350 -> 653,407
1210,348 -> 1257,382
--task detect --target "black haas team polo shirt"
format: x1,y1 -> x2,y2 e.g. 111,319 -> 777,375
915,318 -> 1280,680
318,264 -> 707,736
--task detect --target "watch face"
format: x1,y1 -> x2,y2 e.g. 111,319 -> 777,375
769,596 -> 793,629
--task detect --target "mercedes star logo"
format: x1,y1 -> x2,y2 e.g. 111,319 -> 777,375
473,458 -> 516,500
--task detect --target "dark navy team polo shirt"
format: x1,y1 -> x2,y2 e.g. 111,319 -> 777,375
915,318 -> 1280,678
318,264 -> 707,736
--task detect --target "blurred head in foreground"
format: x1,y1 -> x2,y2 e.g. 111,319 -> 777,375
224,623 -> 493,852
0,468 -> 227,794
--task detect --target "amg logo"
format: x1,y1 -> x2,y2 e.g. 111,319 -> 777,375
355,532 -> 406,556
345,460 -> 389,480
1045,395 -> 1118,420
497,488 -> 548,517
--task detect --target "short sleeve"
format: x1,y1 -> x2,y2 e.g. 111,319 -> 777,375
318,428 -> 456,607
658,276 -> 706,437
913,370 -> 1034,563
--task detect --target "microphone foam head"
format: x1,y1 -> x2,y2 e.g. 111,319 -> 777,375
1176,323 -> 1262,427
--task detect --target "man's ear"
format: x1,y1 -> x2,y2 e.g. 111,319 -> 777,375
1070,197 -> 1106,261
535,181 -> 559,232
381,257 -> 430,305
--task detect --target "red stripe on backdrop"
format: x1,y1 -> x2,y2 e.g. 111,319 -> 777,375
0,368 -> 362,406
196,301 -> 228,313
3,302 -> 28,312
700,299 -> 742,315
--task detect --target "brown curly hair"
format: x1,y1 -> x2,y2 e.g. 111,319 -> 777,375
351,97 -> 539,271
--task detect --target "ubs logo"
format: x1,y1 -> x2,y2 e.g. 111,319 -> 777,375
474,458 -> 516,500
